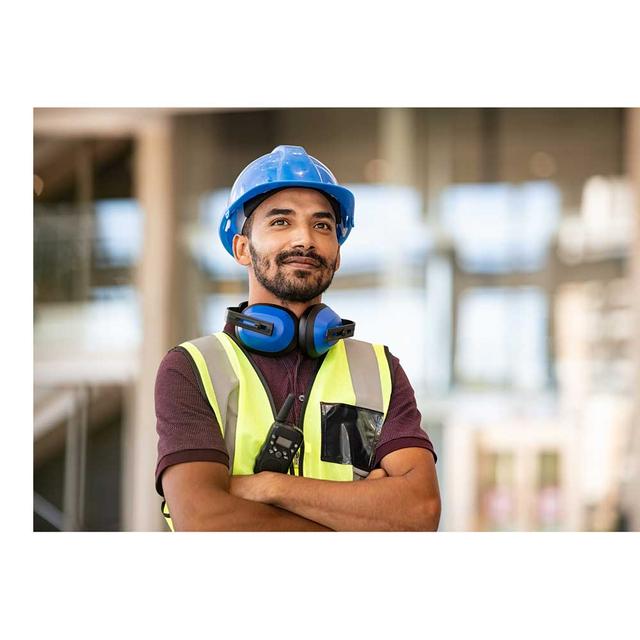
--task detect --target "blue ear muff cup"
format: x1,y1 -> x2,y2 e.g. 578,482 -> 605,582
299,304 -> 343,359
235,303 -> 298,356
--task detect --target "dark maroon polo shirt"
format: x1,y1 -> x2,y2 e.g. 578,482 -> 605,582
155,322 -> 437,496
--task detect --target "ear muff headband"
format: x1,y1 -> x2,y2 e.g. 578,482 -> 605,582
226,302 -> 355,359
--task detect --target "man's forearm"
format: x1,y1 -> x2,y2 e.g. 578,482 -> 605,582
211,495 -> 333,531
250,473 -> 440,532
162,461 -> 333,531
171,490 -> 332,531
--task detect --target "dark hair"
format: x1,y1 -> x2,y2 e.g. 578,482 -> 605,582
241,213 -> 255,239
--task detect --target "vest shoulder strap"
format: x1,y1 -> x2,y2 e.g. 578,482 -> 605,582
179,333 -> 239,438
341,338 -> 393,416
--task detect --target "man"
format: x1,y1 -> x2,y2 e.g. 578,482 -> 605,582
155,144 -> 441,531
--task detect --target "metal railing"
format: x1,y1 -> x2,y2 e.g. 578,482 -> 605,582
34,385 -> 89,531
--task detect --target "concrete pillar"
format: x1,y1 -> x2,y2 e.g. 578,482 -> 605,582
122,116 -> 178,531
423,110 -> 456,392
173,114 -> 221,341
379,108 -> 416,187
424,109 -> 455,223
376,109 -> 418,326
62,386 -> 89,531
75,141 -> 93,302
443,422 -> 478,531
621,108 -> 640,530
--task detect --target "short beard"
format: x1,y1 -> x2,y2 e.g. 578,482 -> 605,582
249,243 -> 338,303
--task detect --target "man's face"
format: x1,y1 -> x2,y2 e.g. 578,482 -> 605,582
233,188 -> 341,303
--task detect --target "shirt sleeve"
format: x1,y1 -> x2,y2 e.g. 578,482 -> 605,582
154,347 -> 229,497
373,349 -> 437,467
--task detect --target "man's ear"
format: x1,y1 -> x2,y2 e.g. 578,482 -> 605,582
232,234 -> 252,266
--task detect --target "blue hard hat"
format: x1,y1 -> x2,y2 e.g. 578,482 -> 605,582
219,145 -> 355,256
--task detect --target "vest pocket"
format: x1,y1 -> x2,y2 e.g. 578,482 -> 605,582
319,402 -> 384,476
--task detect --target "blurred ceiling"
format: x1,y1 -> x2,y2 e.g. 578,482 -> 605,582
33,108 -> 262,199
33,107 -> 258,137
34,137 -> 131,201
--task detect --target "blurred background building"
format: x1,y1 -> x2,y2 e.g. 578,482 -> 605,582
33,107 -> 640,532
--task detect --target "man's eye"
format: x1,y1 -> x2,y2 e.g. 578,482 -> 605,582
316,222 -> 333,230
271,219 -> 289,226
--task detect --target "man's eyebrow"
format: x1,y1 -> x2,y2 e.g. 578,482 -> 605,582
311,211 -> 336,222
264,208 -> 336,222
264,208 -> 294,218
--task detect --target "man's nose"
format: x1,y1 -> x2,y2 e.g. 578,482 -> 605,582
289,224 -> 315,251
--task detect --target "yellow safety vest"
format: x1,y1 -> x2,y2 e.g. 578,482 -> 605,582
161,332 -> 392,531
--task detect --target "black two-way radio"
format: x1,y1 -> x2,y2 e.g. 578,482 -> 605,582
254,393 -> 304,474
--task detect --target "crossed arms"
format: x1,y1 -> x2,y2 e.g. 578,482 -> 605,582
162,446 -> 441,532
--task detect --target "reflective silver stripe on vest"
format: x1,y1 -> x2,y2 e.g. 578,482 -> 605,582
188,334 -> 239,473
343,339 -> 384,413
343,339 -> 386,481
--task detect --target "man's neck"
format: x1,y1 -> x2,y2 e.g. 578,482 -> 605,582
247,288 -> 321,318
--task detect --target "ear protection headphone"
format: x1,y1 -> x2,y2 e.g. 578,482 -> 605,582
226,301 -> 355,358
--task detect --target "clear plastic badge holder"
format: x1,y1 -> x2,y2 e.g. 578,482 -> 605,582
319,402 -> 384,479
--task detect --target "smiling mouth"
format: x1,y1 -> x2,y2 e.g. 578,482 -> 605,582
282,259 -> 320,269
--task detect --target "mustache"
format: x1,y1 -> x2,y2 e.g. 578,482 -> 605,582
275,250 -> 329,268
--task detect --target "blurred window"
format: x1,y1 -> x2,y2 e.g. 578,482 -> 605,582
94,199 -> 142,267
441,181 -> 560,273
537,451 -> 562,531
455,286 -> 548,390
479,451 -> 516,531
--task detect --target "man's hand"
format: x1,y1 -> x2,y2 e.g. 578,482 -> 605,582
365,468 -> 388,480
229,472 -> 278,503
229,466 -> 389,502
